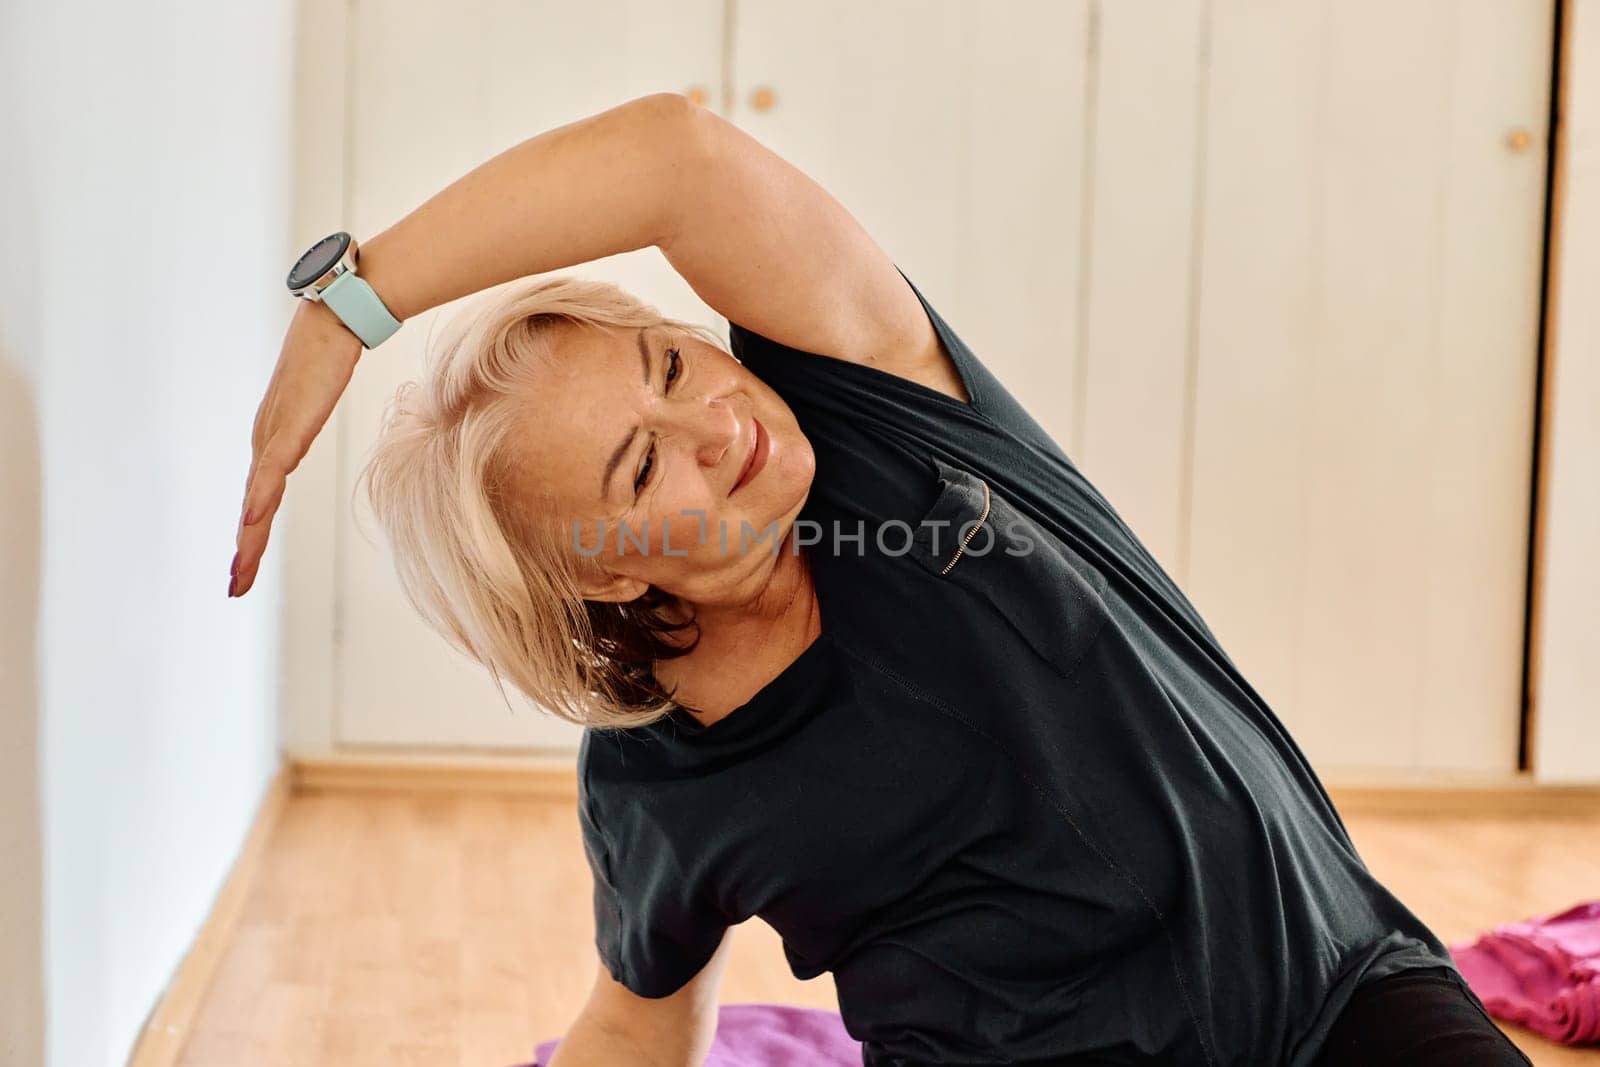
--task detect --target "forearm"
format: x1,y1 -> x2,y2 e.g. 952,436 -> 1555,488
354,92 -> 699,322
546,1007 -> 704,1067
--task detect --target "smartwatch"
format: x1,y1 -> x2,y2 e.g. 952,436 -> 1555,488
286,231 -> 402,349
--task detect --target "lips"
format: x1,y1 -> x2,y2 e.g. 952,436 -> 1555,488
732,414 -> 770,495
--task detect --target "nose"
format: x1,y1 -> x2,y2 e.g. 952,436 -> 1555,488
662,391 -> 740,470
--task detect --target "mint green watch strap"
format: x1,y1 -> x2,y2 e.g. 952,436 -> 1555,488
320,270 -> 402,349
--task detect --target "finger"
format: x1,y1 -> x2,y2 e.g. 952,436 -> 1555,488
238,393 -> 280,534
231,479 -> 282,599
234,460 -> 265,547
233,429 -> 311,596
238,432 -> 302,536
232,446 -> 263,562
248,367 -> 285,455
233,474 -> 291,596
231,512 -> 276,597
236,467 -> 258,532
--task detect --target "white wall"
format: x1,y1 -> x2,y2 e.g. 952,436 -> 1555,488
0,2 -> 294,1064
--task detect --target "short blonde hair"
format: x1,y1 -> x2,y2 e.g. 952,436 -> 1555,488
358,274 -> 726,731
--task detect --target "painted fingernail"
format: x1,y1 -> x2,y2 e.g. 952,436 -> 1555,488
228,575 -> 237,598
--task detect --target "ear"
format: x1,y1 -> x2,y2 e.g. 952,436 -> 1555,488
576,568 -> 650,604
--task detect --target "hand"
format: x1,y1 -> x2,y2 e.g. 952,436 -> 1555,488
230,299 -> 364,597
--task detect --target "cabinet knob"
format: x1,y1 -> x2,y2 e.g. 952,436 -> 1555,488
750,85 -> 777,112
1506,127 -> 1533,153
684,85 -> 709,108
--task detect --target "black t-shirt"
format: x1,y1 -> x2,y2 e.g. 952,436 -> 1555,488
577,269 -> 1461,1066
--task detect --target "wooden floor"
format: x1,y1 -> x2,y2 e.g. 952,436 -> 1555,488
177,789 -> 1600,1066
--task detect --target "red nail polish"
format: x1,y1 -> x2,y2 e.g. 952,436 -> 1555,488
229,575 -> 237,597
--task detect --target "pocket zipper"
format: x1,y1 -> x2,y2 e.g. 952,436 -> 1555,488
939,477 -> 992,575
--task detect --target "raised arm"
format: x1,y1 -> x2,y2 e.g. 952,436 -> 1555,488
353,92 -> 702,321
233,92 -> 708,597
231,90 -> 944,597
354,90 -> 927,370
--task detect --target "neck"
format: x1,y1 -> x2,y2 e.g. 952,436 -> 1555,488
696,540 -> 811,631
653,535 -> 821,719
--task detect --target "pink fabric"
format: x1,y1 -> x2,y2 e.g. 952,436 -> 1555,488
529,1003 -> 863,1066
1449,898 -> 1600,1045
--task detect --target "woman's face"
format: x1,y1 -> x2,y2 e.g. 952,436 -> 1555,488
507,319 -> 816,608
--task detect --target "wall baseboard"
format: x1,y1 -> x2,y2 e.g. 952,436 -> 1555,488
289,753 -> 1600,818
125,763 -> 291,1067
291,753 -> 579,798
1324,770 -> 1600,818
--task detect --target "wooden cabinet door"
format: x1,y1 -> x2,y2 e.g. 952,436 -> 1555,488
333,0 -> 723,750
1183,1 -> 1553,773
729,0 -> 1094,453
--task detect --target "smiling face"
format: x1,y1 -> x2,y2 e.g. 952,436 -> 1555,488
505,318 -> 816,609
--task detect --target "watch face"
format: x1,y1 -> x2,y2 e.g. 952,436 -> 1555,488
286,232 -> 351,291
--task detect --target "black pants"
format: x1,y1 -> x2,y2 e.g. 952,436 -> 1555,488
1312,965 -> 1535,1066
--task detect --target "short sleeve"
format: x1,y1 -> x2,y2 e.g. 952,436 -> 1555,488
577,763 -> 732,999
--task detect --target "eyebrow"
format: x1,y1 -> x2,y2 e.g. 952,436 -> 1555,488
600,327 -> 655,500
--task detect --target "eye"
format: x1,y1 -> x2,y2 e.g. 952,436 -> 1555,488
632,348 -> 682,497
633,443 -> 655,497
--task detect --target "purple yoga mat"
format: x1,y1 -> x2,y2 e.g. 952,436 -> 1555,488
529,1002 -> 863,1066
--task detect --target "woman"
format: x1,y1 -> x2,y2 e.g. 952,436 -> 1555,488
230,94 -> 1531,1066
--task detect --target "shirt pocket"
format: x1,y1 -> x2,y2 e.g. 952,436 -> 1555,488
909,454 -> 1112,677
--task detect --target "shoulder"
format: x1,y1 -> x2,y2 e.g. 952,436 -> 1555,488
577,728 -> 640,828
659,103 -> 965,401
729,275 -> 975,408
577,729 -> 670,859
